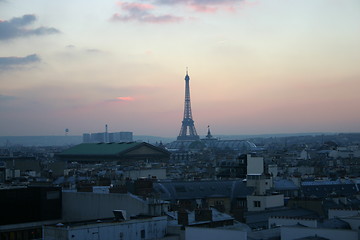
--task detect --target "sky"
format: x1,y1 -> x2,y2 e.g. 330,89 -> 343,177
0,0 -> 360,137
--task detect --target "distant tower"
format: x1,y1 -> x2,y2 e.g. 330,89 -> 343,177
177,69 -> 200,141
206,125 -> 213,139
105,124 -> 108,143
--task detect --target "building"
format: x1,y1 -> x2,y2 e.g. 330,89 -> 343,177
83,131 -> 133,143
167,208 -> 247,240
169,208 -> 235,228
0,156 -> 41,180
0,161 -> 5,183
123,168 -> 167,180
0,186 -> 62,239
185,227 -> 247,240
56,142 -> 170,164
301,179 -> 359,198
62,190 -> 169,223
43,215 -> 168,240
153,179 -> 254,215
109,132 -> 133,142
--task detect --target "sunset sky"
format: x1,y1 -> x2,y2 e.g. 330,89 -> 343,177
1,0 -> 360,137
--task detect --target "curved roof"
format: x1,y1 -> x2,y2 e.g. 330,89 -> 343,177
166,139 -> 257,152
153,180 -> 253,201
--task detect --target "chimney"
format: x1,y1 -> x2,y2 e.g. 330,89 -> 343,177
177,210 -> 189,226
195,208 -> 212,222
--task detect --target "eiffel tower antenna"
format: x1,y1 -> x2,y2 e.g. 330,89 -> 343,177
177,69 -> 200,141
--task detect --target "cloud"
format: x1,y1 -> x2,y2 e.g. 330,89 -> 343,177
86,48 -> 102,53
0,54 -> 40,70
111,1 -> 184,23
64,45 -> 103,55
153,0 -> 242,13
116,96 -> 134,101
107,96 -> 135,102
0,14 -> 59,40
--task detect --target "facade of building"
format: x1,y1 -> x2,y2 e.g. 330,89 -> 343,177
281,225 -> 358,240
43,216 -> 168,240
185,227 -> 247,240
123,168 -> 167,180
109,132 -> 133,142
0,157 -> 41,179
0,186 -> 62,240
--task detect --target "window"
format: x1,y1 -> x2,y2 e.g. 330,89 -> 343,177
215,200 -> 224,205
141,230 -> 145,239
253,201 -> 261,208
237,200 -> 245,207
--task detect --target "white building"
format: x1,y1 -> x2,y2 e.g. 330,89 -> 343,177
328,208 -> 360,219
83,131 -> 133,143
124,168 -> 167,180
185,227 -> 247,240
268,164 -> 278,177
247,154 -> 264,175
43,216 -> 167,240
281,225 -> 358,240
109,132 -> 133,142
247,194 -> 284,212
62,191 -> 168,222
298,150 -> 310,160
246,155 -> 284,212
277,208 -> 360,240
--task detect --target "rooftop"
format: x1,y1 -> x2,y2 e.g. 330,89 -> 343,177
57,142 -> 143,156
153,179 -> 253,201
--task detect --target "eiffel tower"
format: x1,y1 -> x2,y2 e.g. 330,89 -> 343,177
177,69 -> 200,141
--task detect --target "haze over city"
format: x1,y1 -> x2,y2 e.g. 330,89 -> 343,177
1,0 -> 359,137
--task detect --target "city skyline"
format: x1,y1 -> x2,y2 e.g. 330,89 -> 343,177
1,0 -> 360,137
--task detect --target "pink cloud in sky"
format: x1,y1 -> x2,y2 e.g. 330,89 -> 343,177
111,1 -> 184,23
116,2 -> 155,11
188,4 -> 218,13
153,0 -> 243,13
102,97 -> 135,104
116,96 -> 134,101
